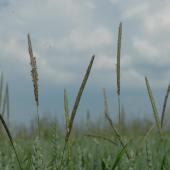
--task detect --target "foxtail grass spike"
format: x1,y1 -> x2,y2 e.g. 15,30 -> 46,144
116,22 -> 122,96
27,34 -> 40,136
161,83 -> 170,128
27,34 -> 39,108
116,23 -> 122,127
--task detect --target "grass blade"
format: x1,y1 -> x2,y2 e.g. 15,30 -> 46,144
64,88 -> 70,133
2,84 -> 9,120
6,84 -> 9,124
136,124 -> 154,156
65,55 -> 95,142
0,114 -> 23,170
85,133 -> 117,145
112,142 -> 129,170
160,154 -> 166,170
58,55 -> 95,170
0,72 -> 3,110
103,88 -> 110,118
161,83 -> 170,128
145,77 -> 161,135
103,88 -> 130,159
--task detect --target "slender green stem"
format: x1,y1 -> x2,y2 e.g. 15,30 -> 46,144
58,142 -> 67,170
118,95 -> 121,128
36,105 -> 40,137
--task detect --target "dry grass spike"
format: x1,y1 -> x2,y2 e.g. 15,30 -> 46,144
116,22 -> 122,96
116,22 -> 122,127
27,33 -> 39,108
27,33 -> 40,136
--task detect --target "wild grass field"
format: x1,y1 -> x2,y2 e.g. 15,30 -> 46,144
0,23 -> 169,170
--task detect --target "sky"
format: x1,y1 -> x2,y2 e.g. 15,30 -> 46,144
0,0 -> 169,125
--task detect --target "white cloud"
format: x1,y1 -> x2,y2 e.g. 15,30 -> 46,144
133,38 -> 170,66
68,27 -> 113,51
122,69 -> 144,88
94,54 -> 114,70
39,58 -> 76,85
0,37 -> 24,61
123,2 -> 149,19
133,38 -> 160,57
0,0 -> 170,121
144,8 -> 170,34
109,0 -> 118,4
0,0 -> 169,90
39,27 -> 113,51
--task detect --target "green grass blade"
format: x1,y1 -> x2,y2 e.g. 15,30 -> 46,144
136,124 -> 154,156
160,154 -> 166,170
85,133 -> 117,145
145,77 -> 161,135
0,72 -> 3,110
102,88 -> 130,159
64,88 -> 70,133
6,84 -> 9,124
161,83 -> 170,128
65,55 -> 95,142
101,159 -> 107,170
103,88 -> 110,120
0,114 -> 23,170
2,83 -> 8,118
112,142 -> 129,170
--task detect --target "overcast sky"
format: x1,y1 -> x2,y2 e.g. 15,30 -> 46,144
0,0 -> 169,125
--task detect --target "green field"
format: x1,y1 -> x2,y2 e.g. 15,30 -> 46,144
0,120 -> 170,169
0,23 -> 169,170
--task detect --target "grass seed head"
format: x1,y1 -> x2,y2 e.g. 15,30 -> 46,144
27,34 -> 39,107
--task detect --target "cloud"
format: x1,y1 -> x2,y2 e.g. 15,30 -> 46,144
109,0 -> 118,4
144,8 -> 170,34
0,0 -> 9,8
123,2 -> 149,19
133,38 -> 160,57
0,0 -> 169,89
0,0 -> 170,122
39,27 -> 113,51
39,57 -> 77,85
94,54 -> 114,70
68,27 -> 113,51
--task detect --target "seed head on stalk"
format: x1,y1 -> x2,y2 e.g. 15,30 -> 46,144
27,34 -> 40,136
116,22 -> 122,96
27,34 -> 39,108
116,23 -> 122,127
